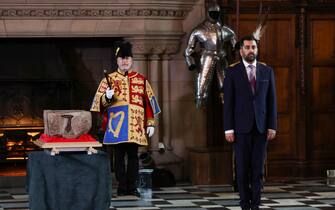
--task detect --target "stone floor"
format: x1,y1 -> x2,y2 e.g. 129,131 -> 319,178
0,179 -> 335,210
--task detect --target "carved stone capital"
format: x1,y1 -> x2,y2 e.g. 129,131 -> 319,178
0,8 -> 188,19
0,1 -> 197,19
126,35 -> 183,56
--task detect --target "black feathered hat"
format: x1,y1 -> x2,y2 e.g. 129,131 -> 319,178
115,41 -> 133,58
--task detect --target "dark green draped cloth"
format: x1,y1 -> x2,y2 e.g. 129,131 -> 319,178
27,151 -> 111,210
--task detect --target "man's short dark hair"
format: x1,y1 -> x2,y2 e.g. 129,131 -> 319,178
238,35 -> 259,49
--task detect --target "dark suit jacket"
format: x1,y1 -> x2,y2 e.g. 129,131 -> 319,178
223,61 -> 277,134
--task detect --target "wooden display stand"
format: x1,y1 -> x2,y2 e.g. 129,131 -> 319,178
34,139 -> 102,156
28,151 -> 111,210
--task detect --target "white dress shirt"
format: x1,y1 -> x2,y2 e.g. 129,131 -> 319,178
242,59 -> 257,80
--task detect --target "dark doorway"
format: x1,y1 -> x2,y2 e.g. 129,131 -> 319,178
0,37 -> 121,175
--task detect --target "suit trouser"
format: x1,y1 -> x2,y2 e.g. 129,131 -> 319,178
234,127 -> 268,209
114,143 -> 139,191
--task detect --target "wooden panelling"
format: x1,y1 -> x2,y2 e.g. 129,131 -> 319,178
305,13 -> 335,177
268,115 -> 294,158
238,20 -> 293,64
310,14 -> 335,168
268,67 -> 297,160
223,0 -> 295,9
313,0 -> 335,4
312,67 -> 335,111
228,14 -> 296,65
189,147 -> 233,185
309,14 -> 335,165
277,114 -> 291,135
260,19 -> 295,66
195,1 -> 335,181
275,67 -> 289,113
311,113 -> 335,159
234,19 -> 258,38
238,0 -> 290,1
311,17 -> 335,65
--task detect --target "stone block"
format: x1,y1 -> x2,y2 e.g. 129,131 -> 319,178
44,110 -> 92,139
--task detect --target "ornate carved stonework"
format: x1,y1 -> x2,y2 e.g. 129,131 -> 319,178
128,36 -> 183,55
0,0 -> 197,19
0,1 -> 197,38
0,8 -> 188,19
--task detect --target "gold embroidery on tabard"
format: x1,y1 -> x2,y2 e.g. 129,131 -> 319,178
111,73 -> 129,102
128,105 -> 147,146
132,85 -> 144,94
131,77 -> 144,85
91,98 -> 100,111
98,81 -> 108,93
90,78 -> 107,112
146,82 -> 154,98
147,118 -> 155,127
131,95 -> 143,105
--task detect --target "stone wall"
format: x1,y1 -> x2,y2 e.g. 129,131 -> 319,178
0,0 -> 207,181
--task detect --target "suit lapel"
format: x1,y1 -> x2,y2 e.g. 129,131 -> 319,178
256,63 -> 260,94
256,62 -> 265,95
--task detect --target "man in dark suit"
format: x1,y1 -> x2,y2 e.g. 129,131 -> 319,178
224,35 -> 277,210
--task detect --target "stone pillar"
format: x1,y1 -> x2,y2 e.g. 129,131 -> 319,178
127,37 -> 180,152
148,54 -> 162,151
132,54 -> 148,76
161,54 -> 171,149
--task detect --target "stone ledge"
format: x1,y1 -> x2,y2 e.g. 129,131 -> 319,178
0,0 -> 197,38
0,0 -> 197,19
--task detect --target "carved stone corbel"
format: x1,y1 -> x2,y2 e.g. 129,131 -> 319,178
126,36 -> 182,56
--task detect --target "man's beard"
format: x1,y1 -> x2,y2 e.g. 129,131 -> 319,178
245,53 -> 256,62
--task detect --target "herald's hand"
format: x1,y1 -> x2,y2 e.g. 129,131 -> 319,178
225,133 -> 235,143
146,126 -> 155,138
267,129 -> 276,141
105,87 -> 114,99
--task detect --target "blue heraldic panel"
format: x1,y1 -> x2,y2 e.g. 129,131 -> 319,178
104,105 -> 128,144
150,96 -> 161,115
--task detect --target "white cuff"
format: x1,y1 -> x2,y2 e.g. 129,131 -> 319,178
225,130 -> 234,134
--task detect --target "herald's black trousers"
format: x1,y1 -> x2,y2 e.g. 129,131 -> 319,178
234,125 -> 268,209
114,143 -> 139,191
